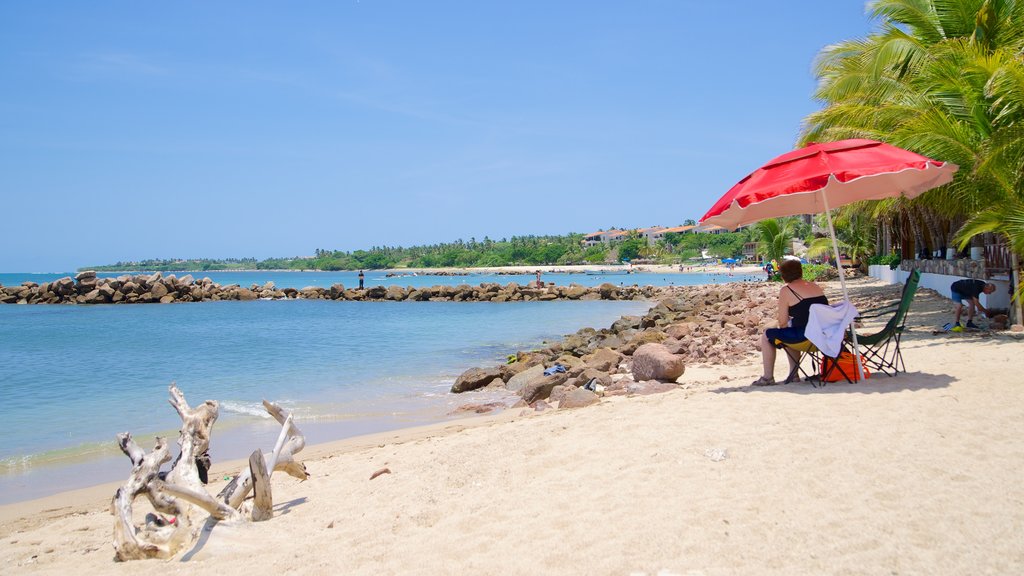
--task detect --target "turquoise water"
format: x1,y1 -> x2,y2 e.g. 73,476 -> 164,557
0,298 -> 653,503
0,269 -> 756,290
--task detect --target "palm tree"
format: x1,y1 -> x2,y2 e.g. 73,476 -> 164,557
754,218 -> 797,262
801,0 -> 1024,316
807,210 -> 877,269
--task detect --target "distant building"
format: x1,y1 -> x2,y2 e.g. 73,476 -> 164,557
636,226 -> 667,245
743,242 -> 762,261
694,223 -> 728,235
582,229 -> 628,247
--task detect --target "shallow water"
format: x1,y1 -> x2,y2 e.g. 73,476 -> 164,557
0,298 -> 653,503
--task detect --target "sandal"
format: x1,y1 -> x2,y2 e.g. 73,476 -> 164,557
751,376 -> 777,387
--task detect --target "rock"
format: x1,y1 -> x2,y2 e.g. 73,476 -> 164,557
548,384 -> 573,404
573,368 -> 613,389
612,315 -> 642,332
449,402 -> 506,414
329,283 -> 346,299
237,288 -> 258,301
149,282 -> 169,300
159,295 -> 175,304
75,270 -> 97,281
564,284 -> 589,299
598,283 -> 619,299
451,366 -> 502,393
81,288 -> 106,304
385,285 -> 407,301
621,330 -> 668,355
559,387 -> 600,409
665,322 -> 698,339
505,364 -> 546,393
582,347 -> 623,372
1011,324 -> 1024,333
632,343 -> 686,382
627,380 -> 678,395
520,372 -> 568,404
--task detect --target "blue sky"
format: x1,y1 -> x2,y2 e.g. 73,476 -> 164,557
1,1 -> 875,272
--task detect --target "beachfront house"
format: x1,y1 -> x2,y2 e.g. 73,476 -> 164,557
582,229 -> 628,247
694,223 -> 728,235
637,226 -> 667,245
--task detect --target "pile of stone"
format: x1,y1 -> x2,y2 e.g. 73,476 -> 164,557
0,271 -> 676,305
450,283 -> 779,411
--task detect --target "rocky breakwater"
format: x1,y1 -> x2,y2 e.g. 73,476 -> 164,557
0,272 -> 672,305
450,282 -> 779,412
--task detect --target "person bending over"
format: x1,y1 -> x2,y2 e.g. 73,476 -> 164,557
751,260 -> 828,386
950,278 -> 996,329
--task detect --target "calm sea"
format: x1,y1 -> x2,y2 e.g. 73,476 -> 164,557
0,270 -> 757,504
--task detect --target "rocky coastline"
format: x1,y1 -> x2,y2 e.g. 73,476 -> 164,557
450,282 -> 779,411
0,270 -> 678,305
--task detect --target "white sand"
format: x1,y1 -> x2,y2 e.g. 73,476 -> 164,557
2,278 -> 1022,575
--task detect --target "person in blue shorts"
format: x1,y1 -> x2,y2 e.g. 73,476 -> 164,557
752,259 -> 829,386
950,278 -> 996,328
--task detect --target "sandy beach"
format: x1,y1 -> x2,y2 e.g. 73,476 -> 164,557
2,276 -> 1021,575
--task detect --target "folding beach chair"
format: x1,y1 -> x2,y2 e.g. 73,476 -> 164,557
775,339 -> 854,388
847,269 -> 921,376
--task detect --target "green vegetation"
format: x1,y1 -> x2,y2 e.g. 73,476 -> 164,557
802,0 -> 1024,298
86,235 -> 611,272
659,231 -> 747,260
84,227 -> 773,272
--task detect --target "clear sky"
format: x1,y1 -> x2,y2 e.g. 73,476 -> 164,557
1,1 -> 876,272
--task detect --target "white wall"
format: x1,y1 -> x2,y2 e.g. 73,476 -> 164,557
868,265 -> 1011,310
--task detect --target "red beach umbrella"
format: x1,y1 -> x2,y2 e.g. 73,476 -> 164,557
700,139 -> 958,378
700,139 -> 957,230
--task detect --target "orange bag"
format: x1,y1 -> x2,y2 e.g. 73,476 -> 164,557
820,351 -> 871,382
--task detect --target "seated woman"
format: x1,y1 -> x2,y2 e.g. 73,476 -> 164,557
751,259 -> 828,386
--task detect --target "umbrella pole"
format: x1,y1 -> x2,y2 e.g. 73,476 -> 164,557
821,192 -> 866,381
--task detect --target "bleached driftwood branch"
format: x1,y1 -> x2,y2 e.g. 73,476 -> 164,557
218,400 -> 309,510
111,385 -> 308,561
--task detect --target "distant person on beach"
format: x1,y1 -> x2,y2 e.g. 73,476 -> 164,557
764,261 -> 774,281
535,270 -> 542,287
358,270 -> 365,290
950,278 -> 996,328
752,260 -> 828,386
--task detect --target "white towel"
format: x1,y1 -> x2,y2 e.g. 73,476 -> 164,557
804,301 -> 859,358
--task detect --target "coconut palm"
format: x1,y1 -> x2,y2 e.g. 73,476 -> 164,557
801,0 -> 1024,309
754,218 -> 798,262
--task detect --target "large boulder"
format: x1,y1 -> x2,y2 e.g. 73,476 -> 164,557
631,343 -> 685,382
450,366 -> 502,393
620,329 -> 668,355
385,285 -> 407,301
505,363 -> 546,393
520,372 -> 569,404
559,387 -> 600,409
149,281 -> 169,300
75,270 -> 97,282
582,347 -> 623,372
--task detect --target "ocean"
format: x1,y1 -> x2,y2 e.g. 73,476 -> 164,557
0,270 -> 756,504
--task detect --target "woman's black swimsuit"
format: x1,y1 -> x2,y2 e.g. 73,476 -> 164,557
766,285 -> 829,345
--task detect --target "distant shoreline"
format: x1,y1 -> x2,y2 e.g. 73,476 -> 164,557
70,263 -> 763,276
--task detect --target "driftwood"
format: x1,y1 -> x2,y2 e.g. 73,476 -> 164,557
111,384 -> 308,561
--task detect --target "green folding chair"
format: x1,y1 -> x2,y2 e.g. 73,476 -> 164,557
847,269 -> 921,376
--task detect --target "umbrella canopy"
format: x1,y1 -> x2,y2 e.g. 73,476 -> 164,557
700,139 -> 957,229
701,139 -> 958,379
